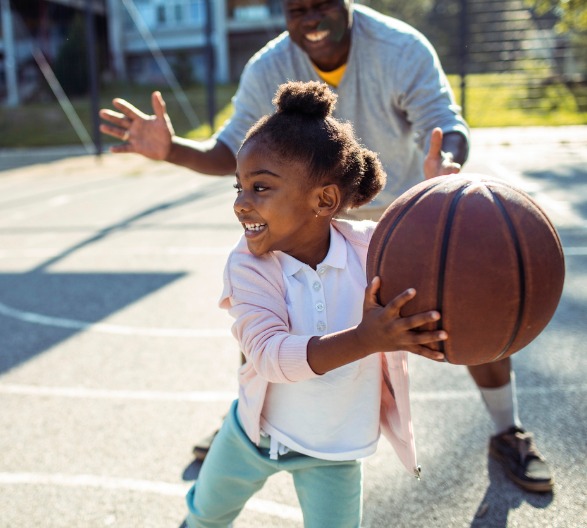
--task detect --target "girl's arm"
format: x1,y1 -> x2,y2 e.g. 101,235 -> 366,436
307,277 -> 446,375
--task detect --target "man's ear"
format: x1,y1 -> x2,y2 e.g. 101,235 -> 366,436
316,184 -> 341,217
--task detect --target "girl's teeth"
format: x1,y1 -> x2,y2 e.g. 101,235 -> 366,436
245,223 -> 265,231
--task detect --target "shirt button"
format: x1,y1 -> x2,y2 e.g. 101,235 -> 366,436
316,302 -> 325,312
317,321 -> 326,332
317,267 -> 326,275
313,281 -> 321,291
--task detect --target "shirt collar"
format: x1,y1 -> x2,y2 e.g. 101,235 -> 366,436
276,224 -> 348,277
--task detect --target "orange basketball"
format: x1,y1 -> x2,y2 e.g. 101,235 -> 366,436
366,174 -> 565,365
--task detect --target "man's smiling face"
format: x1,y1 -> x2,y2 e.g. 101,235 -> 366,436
283,0 -> 353,72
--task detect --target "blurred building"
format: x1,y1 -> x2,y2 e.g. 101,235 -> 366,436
106,0 -> 285,85
0,0 -> 107,105
0,0 -> 285,105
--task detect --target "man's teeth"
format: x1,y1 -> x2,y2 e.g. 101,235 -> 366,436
245,223 -> 266,231
306,30 -> 329,42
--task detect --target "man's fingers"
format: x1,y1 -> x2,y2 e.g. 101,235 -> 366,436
440,162 -> 461,176
99,109 -> 128,127
112,98 -> 148,120
428,127 -> 443,157
108,143 -> 134,154
99,123 -> 128,140
152,91 -> 167,120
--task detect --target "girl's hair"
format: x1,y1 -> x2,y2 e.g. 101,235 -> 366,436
241,81 -> 386,212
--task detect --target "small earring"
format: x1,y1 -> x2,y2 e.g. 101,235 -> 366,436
315,209 -> 320,218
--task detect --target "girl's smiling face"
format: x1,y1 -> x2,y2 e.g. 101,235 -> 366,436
234,138 -> 331,268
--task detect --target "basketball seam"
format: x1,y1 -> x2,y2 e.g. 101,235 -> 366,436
489,190 -> 526,362
437,185 -> 471,355
373,181 -> 446,305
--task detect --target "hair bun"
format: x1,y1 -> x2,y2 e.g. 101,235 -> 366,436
273,81 -> 337,119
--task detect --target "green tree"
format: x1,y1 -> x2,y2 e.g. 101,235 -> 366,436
358,0 -> 434,29
528,0 -> 587,32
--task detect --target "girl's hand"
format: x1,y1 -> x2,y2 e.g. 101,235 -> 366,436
357,276 -> 447,362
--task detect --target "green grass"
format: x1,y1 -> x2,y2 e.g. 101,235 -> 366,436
1,74 -> 586,149
448,73 -> 587,127
0,82 -> 238,149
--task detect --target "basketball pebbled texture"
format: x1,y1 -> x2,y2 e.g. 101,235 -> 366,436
366,174 -> 565,365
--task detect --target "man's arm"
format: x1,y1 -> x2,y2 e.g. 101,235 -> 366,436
99,91 -> 236,175
166,136 -> 236,175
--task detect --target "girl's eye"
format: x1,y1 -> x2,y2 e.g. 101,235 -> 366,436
254,185 -> 268,192
233,183 -> 242,193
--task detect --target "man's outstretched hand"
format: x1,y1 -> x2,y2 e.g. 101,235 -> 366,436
423,127 -> 462,180
99,91 -> 174,161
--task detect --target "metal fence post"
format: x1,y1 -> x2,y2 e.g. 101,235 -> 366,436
204,0 -> 216,132
459,0 -> 468,119
85,0 -> 102,156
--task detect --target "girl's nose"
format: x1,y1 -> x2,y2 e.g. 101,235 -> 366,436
234,193 -> 250,213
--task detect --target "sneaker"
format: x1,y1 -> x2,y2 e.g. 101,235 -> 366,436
192,429 -> 219,461
489,426 -> 554,492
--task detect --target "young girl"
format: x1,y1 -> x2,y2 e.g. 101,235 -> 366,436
185,81 -> 447,528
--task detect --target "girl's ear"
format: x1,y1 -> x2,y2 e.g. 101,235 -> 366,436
316,184 -> 341,217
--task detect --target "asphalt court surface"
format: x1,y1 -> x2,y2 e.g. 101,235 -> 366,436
0,127 -> 586,527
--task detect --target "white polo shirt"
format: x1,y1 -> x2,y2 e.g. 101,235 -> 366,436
260,225 -> 382,461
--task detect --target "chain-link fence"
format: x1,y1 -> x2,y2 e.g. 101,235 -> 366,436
363,0 -> 587,126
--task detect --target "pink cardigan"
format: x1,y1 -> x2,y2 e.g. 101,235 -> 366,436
219,219 -> 420,477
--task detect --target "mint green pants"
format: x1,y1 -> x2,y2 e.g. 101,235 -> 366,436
185,400 -> 363,528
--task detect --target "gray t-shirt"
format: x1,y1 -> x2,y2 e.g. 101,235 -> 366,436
216,4 -> 469,209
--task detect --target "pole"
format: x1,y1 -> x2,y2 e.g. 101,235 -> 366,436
85,0 -> 102,156
204,0 -> 216,132
459,0 -> 468,119
1,0 -> 18,107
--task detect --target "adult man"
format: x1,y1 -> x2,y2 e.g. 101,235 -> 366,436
100,0 -> 553,492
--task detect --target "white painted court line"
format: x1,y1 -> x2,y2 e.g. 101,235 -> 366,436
0,472 -> 304,522
410,384 -> 587,401
0,246 -> 235,258
0,384 -> 236,402
0,302 -> 232,338
484,161 -> 587,228
0,383 -> 583,403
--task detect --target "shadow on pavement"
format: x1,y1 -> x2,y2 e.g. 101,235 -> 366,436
469,456 -> 553,527
0,271 -> 185,374
183,459 -> 203,482
0,179 -> 229,374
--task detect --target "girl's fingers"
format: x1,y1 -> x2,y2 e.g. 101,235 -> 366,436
365,276 -> 380,301
411,345 -> 445,362
410,329 -> 448,344
397,310 -> 441,330
384,288 -> 417,312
